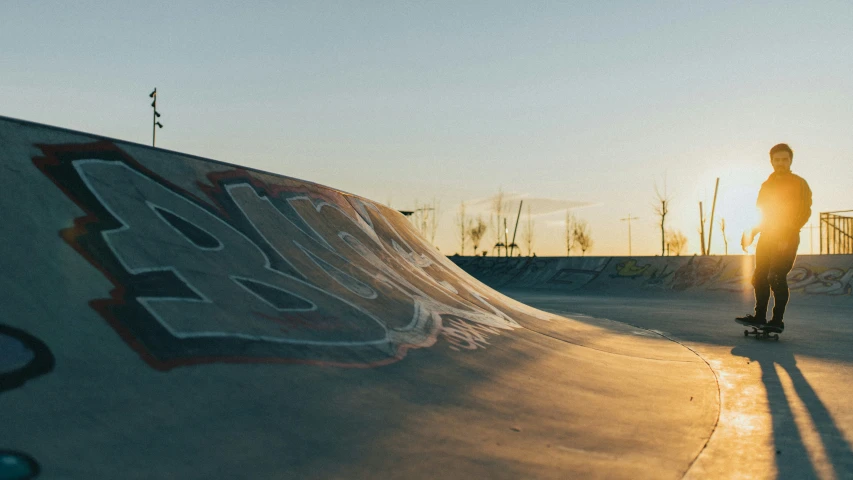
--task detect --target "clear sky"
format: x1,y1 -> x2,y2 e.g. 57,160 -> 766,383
3,1 -> 852,256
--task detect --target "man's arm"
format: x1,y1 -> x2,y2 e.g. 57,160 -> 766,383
798,178 -> 812,229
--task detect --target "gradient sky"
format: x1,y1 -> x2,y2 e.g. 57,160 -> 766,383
3,1 -> 852,256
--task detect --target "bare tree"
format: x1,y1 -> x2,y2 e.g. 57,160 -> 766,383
412,199 -> 424,235
565,210 -> 577,256
573,219 -> 593,256
469,216 -> 487,256
412,199 -> 427,237
455,201 -> 470,255
411,198 -> 441,246
521,204 -> 534,256
429,198 -> 440,245
665,228 -> 688,256
720,218 -> 729,255
653,179 -> 672,256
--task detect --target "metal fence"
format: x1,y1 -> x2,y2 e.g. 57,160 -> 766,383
820,210 -> 853,254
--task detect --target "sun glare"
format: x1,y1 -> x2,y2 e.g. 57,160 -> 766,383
693,163 -> 767,253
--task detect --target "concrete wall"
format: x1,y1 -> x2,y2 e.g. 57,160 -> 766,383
451,254 -> 853,299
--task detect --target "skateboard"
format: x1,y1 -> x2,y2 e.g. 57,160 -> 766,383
735,319 -> 782,341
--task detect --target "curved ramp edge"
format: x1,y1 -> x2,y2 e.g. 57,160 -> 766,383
1,116 -> 717,479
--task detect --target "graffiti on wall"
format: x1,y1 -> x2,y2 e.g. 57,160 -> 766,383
611,258 -> 677,287
548,265 -> 608,287
33,142 -> 540,370
788,266 -> 853,295
670,256 -> 726,291
456,254 -> 852,297
611,259 -> 651,279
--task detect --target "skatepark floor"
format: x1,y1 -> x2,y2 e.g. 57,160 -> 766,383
504,288 -> 853,479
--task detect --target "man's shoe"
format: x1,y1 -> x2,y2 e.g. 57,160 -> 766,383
766,320 -> 785,332
735,314 -> 767,326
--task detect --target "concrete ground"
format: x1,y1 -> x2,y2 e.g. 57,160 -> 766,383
506,289 -> 853,479
3,116 -> 850,479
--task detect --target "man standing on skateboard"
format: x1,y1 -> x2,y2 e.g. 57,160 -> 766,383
736,143 -> 812,332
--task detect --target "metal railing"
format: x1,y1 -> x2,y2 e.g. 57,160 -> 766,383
820,210 -> 853,254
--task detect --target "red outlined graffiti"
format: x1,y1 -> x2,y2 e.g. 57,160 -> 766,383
33,142 -> 526,370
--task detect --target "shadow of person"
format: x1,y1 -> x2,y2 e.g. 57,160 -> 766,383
732,343 -> 853,479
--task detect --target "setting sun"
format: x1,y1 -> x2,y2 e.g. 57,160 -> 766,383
691,163 -> 768,255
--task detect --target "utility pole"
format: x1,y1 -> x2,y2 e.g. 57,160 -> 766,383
620,214 -> 639,256
149,88 -> 163,146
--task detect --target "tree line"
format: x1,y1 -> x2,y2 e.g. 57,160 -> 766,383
453,189 -> 593,257
406,178 -> 733,257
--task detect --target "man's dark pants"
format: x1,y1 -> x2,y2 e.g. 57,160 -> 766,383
752,231 -> 800,321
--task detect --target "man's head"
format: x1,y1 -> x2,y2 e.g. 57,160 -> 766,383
769,143 -> 793,173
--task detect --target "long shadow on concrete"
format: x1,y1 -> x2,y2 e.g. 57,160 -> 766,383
730,345 -> 853,479
504,288 -> 853,479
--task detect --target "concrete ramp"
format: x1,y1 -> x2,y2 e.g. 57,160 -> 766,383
1,117 -> 717,479
452,255 -> 853,478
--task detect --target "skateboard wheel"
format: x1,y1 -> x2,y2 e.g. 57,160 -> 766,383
744,330 -> 748,336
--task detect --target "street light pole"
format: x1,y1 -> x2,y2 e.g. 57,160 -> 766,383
149,88 -> 163,146
620,214 -> 639,256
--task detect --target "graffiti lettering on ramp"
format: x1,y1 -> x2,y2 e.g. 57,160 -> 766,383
34,142 -> 524,369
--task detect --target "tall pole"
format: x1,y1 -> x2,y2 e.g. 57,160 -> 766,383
149,88 -> 163,147
152,89 -> 156,146
707,178 -> 720,254
620,214 -> 639,256
509,200 -> 523,257
699,202 -> 706,255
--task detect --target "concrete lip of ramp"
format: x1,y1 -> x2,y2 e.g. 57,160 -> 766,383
2,116 -> 717,478
455,256 -> 853,478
